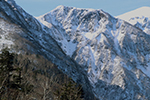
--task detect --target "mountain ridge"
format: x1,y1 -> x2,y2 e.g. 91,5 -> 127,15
37,5 -> 150,99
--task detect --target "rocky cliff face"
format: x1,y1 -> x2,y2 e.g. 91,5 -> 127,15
1,0 -> 150,99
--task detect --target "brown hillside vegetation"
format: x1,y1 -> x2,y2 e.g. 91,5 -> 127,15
0,49 -> 84,100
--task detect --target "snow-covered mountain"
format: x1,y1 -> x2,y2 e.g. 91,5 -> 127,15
1,0 -> 150,99
117,7 -> 150,34
37,5 -> 150,99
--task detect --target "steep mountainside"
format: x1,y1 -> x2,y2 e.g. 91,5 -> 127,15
0,0 -> 95,99
37,6 -> 150,100
0,0 -> 150,99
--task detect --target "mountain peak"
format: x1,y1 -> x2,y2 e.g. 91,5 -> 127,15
54,5 -> 97,10
40,5 -> 106,18
55,5 -> 65,10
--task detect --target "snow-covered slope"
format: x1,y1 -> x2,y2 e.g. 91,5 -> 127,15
37,6 -> 112,57
37,6 -> 150,99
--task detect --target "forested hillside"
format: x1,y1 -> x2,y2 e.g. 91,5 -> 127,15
0,48 -> 84,100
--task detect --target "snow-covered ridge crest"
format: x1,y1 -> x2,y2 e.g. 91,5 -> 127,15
4,0 -> 21,11
0,0 -> 43,33
37,5 -> 112,56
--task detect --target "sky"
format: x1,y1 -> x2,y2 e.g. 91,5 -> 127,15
15,0 -> 150,17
